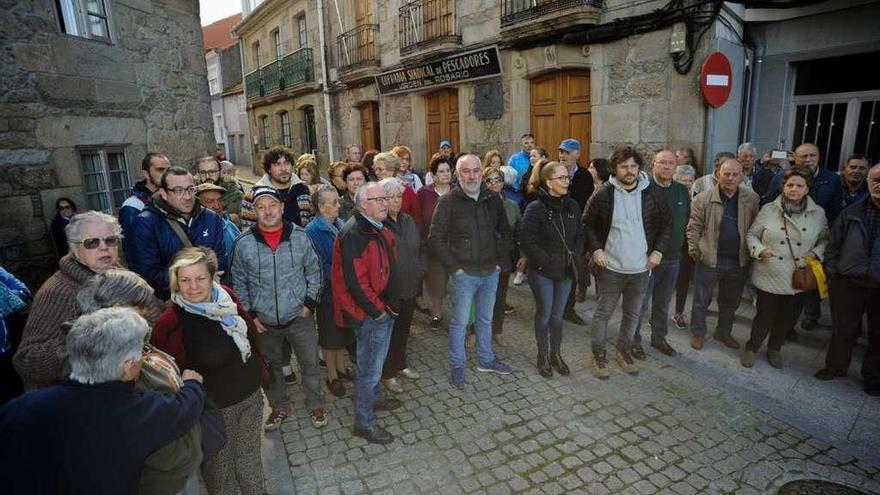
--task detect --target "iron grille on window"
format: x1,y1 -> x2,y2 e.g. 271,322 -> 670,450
337,24 -> 379,70
500,0 -> 602,27
399,0 -> 458,54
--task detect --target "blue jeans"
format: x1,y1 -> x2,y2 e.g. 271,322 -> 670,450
528,270 -> 572,355
690,259 -> 748,337
635,260 -> 681,345
354,313 -> 394,430
449,270 -> 499,369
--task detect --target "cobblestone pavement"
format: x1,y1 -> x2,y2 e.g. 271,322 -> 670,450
266,285 -> 880,495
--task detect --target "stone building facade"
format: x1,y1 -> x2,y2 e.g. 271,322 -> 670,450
0,0 -> 214,287
234,0 -> 331,172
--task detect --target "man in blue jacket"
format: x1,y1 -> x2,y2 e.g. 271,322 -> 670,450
130,166 -> 226,300
0,307 -> 205,494
119,152 -> 170,266
506,133 -> 534,204
764,143 -> 842,332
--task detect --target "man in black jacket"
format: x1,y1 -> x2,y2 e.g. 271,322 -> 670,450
558,138 -> 595,321
428,154 -> 513,389
815,163 -> 880,396
583,147 -> 671,379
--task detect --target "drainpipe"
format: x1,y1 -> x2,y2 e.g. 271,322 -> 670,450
746,29 -> 766,147
316,0 -> 336,162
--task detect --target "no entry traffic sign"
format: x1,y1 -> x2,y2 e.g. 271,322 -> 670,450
700,52 -> 733,108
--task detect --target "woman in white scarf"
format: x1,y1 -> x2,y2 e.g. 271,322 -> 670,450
152,247 -> 265,495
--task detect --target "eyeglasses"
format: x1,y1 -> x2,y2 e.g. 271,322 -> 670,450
364,196 -> 389,203
199,169 -> 220,175
654,160 -> 676,166
485,177 -> 503,184
550,175 -> 571,182
165,186 -> 196,197
73,235 -> 121,249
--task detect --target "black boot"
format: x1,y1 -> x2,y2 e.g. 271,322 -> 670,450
537,353 -> 553,378
549,352 -> 570,376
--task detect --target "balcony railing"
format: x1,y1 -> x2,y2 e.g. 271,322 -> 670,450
399,0 -> 460,55
245,47 -> 314,101
338,24 -> 379,71
501,0 -> 602,27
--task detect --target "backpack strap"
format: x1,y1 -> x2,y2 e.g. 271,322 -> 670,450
165,218 -> 193,248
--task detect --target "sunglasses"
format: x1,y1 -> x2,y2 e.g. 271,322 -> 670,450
73,235 -> 121,249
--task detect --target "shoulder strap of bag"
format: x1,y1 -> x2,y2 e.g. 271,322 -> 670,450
165,218 -> 193,248
781,210 -> 799,269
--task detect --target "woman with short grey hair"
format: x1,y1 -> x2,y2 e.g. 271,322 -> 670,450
77,269 -> 164,324
673,164 -> 697,190
14,211 -> 121,389
377,177 -> 424,394
306,185 -> 354,397
0,307 -> 206,494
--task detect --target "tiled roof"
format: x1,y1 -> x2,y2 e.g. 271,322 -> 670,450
202,13 -> 242,52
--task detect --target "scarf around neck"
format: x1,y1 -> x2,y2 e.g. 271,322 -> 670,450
171,283 -> 251,363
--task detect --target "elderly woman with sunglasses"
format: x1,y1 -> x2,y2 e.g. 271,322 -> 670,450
14,211 -> 121,390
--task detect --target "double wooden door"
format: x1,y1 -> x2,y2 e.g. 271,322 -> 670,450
425,88 -> 459,160
530,70 -> 591,162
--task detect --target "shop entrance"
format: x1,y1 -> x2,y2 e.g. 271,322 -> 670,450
425,88 -> 459,160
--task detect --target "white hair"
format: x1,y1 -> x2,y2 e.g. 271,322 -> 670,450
673,164 -> 696,180
455,153 -> 481,172
65,211 -> 121,252
499,165 -> 517,187
378,177 -> 404,194
67,307 -> 147,385
355,182 -> 383,207
737,142 -> 757,155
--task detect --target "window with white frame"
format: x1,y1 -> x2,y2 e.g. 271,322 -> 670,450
272,29 -> 282,60
280,111 -> 292,147
214,114 -> 225,144
239,93 -> 246,113
80,147 -> 131,214
259,116 -> 271,149
208,77 -> 220,95
297,16 -> 308,49
56,0 -> 112,42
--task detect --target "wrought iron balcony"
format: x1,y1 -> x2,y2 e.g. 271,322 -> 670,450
501,0 -> 602,27
244,47 -> 314,101
338,24 -> 380,72
399,0 -> 461,55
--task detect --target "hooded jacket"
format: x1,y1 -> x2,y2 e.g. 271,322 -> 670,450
583,171 -> 672,269
519,188 -> 584,281
332,212 -> 399,328
119,180 -> 154,266
130,196 -> 226,300
229,221 -> 322,326
254,174 -> 312,227
427,183 -> 512,274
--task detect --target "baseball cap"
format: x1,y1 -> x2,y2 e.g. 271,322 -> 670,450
252,186 -> 281,204
558,139 -> 581,152
194,183 -> 226,195
439,140 -> 452,148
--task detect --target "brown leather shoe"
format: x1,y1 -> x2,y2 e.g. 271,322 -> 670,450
690,334 -> 704,350
713,334 -> 741,350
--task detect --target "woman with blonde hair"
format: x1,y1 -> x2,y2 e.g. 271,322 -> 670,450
374,152 -> 423,232
391,145 -> 424,192
152,247 -> 265,495
483,149 -> 503,170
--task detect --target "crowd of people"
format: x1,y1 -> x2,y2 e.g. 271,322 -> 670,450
0,134 -> 877,493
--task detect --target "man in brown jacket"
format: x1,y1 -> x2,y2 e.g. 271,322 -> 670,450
686,159 -> 760,350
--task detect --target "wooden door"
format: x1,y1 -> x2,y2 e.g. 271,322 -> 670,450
359,102 -> 380,152
530,70 -> 591,163
425,88 -> 459,160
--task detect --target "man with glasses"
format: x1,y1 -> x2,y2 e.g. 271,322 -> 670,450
332,183 -> 402,444
120,153 -> 170,266
196,156 -> 222,185
428,154 -> 514,389
584,146 -> 671,379
130,166 -> 226,300
633,150 -> 690,358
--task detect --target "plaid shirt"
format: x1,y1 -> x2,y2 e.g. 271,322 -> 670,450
862,199 -> 880,254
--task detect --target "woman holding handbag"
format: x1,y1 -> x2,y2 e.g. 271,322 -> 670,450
743,168 -> 829,369
152,247 -> 266,495
519,162 -> 585,378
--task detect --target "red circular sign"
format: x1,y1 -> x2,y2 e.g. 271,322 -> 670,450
700,52 -> 733,108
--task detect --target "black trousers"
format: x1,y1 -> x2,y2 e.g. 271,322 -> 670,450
492,272 -> 511,334
675,249 -> 695,314
382,298 -> 416,379
824,277 -> 880,389
746,290 -> 804,352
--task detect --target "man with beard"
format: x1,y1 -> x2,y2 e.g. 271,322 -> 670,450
584,147 -> 671,379
196,156 -> 222,185
252,146 -> 313,227
428,154 -> 513,389
130,166 -> 226,300
120,153 -> 170,266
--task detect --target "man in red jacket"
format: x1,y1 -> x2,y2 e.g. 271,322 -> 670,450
332,182 -> 401,444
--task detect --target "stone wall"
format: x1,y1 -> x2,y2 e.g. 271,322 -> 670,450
0,0 -> 214,288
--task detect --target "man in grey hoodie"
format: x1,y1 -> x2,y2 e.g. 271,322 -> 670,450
583,147 -> 672,379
